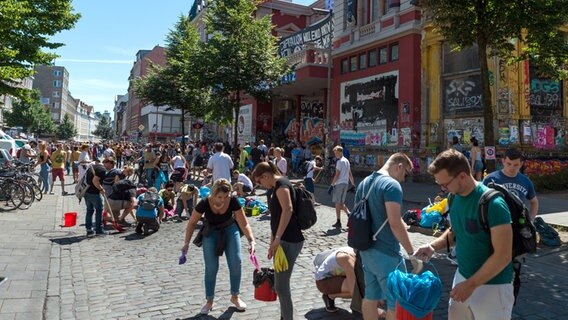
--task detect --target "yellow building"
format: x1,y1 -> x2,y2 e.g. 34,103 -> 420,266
421,24 -> 568,159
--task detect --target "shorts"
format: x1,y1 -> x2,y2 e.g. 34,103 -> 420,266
332,183 -> 348,204
51,168 -> 65,181
360,248 -> 402,310
171,168 -> 185,182
473,160 -> 483,174
107,199 -> 133,219
316,276 -> 345,295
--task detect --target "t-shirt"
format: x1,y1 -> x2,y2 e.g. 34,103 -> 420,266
269,178 -> 304,243
136,193 -> 164,218
237,173 -> 253,190
143,151 -> 155,169
85,164 -> 107,194
314,247 -> 354,281
275,157 -> 287,176
334,156 -> 350,185
239,150 -> 249,168
159,189 -> 176,205
291,148 -> 302,162
207,152 -> 234,182
483,170 -> 537,202
50,150 -> 66,169
354,172 -> 402,256
103,168 -> 120,186
450,183 -> 513,284
306,160 -> 316,179
195,196 -> 241,226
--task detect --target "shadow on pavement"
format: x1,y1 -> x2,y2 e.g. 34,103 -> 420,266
304,308 -> 361,319
121,233 -> 145,241
178,307 -> 238,319
49,235 -> 87,245
321,228 -> 342,237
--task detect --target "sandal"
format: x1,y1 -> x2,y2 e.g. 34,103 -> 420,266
200,303 -> 213,315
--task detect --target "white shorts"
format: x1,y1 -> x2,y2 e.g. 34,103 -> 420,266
448,270 -> 514,320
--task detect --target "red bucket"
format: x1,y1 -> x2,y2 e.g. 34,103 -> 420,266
254,280 -> 277,302
396,302 -> 433,320
63,212 -> 77,227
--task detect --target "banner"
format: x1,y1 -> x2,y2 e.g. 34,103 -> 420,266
278,15 -> 333,57
237,104 -> 252,145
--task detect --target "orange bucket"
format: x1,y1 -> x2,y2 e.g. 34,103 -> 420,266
63,212 -> 77,227
396,302 -> 433,320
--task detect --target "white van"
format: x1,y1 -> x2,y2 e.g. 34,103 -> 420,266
0,130 -> 17,157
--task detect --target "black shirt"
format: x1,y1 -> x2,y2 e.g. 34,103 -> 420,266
85,164 -> 107,194
250,147 -> 263,165
103,168 -> 120,186
269,177 -> 304,243
195,196 -> 242,226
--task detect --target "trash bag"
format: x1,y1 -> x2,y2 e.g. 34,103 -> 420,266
199,186 -> 211,198
419,210 -> 443,228
253,267 -> 275,288
403,209 -> 421,226
534,217 -> 561,247
387,265 -> 442,318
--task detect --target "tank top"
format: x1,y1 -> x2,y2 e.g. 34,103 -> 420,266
173,156 -> 185,169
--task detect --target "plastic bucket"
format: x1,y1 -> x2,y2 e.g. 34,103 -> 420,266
63,212 -> 77,227
254,280 -> 277,302
396,302 -> 432,320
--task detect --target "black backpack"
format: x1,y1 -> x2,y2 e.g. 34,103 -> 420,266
477,181 -> 537,304
292,184 -> 317,230
347,174 -> 388,250
110,179 -> 137,200
140,191 -> 160,210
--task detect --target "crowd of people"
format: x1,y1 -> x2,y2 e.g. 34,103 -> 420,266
16,136 -> 541,320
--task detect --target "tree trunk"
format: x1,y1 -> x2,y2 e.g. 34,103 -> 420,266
477,33 -> 496,173
180,107 -> 186,153
233,91 -> 240,148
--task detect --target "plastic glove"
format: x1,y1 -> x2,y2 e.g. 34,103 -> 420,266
179,248 -> 187,265
409,255 -> 423,274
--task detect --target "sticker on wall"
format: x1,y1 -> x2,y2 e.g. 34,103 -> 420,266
485,146 -> 496,160
510,126 -> 519,144
498,127 -> 511,145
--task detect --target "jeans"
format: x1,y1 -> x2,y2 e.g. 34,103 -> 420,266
40,163 -> 50,193
84,192 -> 104,232
65,161 -> 70,175
145,168 -> 154,187
304,177 -> 314,194
274,240 -> 304,320
202,223 -> 242,300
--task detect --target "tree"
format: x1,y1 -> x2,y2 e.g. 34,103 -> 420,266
56,113 -> 77,140
133,14 -> 210,151
92,116 -> 113,141
0,0 -> 80,99
422,0 -> 568,170
203,0 -> 289,147
3,89 -> 55,137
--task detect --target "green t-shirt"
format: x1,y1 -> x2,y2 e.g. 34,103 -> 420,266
450,183 -> 513,284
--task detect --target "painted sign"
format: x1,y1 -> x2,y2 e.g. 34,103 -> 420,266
340,130 -> 366,146
443,74 -> 483,113
278,15 -> 333,57
237,104 -> 252,145
300,99 -> 325,145
529,70 -> 563,119
339,71 -> 399,147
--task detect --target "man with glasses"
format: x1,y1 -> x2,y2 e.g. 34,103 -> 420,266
355,152 -> 418,320
414,149 -> 514,320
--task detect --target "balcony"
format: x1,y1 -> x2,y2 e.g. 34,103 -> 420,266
285,43 -> 330,69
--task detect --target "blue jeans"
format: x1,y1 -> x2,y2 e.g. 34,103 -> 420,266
65,161 -> 70,175
83,192 -> 104,232
145,168 -> 154,187
202,223 -> 242,300
40,163 -> 50,193
304,177 -> 314,194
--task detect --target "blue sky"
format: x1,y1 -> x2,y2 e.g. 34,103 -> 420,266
50,0 -> 315,117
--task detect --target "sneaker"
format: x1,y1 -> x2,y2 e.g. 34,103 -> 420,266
322,294 -> 338,312
86,230 -> 95,237
332,221 -> 342,229
135,227 -> 143,234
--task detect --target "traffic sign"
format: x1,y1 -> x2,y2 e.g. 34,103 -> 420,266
485,146 -> 496,160
138,124 -> 145,131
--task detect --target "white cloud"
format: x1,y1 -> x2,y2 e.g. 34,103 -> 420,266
104,46 -> 135,57
58,58 -> 132,64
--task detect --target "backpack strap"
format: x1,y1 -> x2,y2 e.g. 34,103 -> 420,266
364,173 -> 387,241
478,189 -> 503,233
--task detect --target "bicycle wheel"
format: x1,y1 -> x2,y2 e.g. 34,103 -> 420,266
32,183 -> 43,202
0,183 -> 25,211
19,182 -> 35,209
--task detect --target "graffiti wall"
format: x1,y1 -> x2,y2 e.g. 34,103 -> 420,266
528,69 -> 565,149
443,117 -> 485,147
339,71 -> 399,146
300,99 -> 324,145
443,74 -> 483,114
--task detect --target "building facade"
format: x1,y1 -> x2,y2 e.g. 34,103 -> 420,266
0,76 -> 34,134
33,65 -> 73,124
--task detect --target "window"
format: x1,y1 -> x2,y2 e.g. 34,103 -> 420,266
162,115 -> 181,133
350,56 -> 358,72
379,47 -> 388,64
53,70 -> 62,77
341,58 -> 349,74
53,80 -> 61,87
52,102 -> 60,109
368,49 -> 377,67
443,43 -> 480,74
52,91 -> 60,98
51,113 -> 59,121
359,54 -> 367,70
390,43 -> 399,61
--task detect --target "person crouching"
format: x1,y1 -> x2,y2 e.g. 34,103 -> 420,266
135,187 -> 164,236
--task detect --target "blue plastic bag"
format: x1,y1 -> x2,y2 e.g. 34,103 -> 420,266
419,210 -> 442,228
199,186 -> 211,198
387,264 -> 442,318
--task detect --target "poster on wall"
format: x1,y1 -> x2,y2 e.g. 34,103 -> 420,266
340,130 -> 366,146
300,99 -> 325,145
339,71 -> 399,147
237,104 -> 252,145
443,74 -> 483,114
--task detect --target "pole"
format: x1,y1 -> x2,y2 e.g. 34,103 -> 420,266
324,10 -> 333,163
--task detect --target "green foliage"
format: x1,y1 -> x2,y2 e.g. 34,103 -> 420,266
56,113 -> 77,140
203,0 -> 289,146
529,168 -> 568,191
0,0 -> 80,99
3,89 -> 55,136
424,0 -> 568,151
92,116 -> 113,140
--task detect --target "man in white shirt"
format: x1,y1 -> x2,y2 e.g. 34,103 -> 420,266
331,145 -> 355,229
232,170 -> 254,196
207,142 -> 234,183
